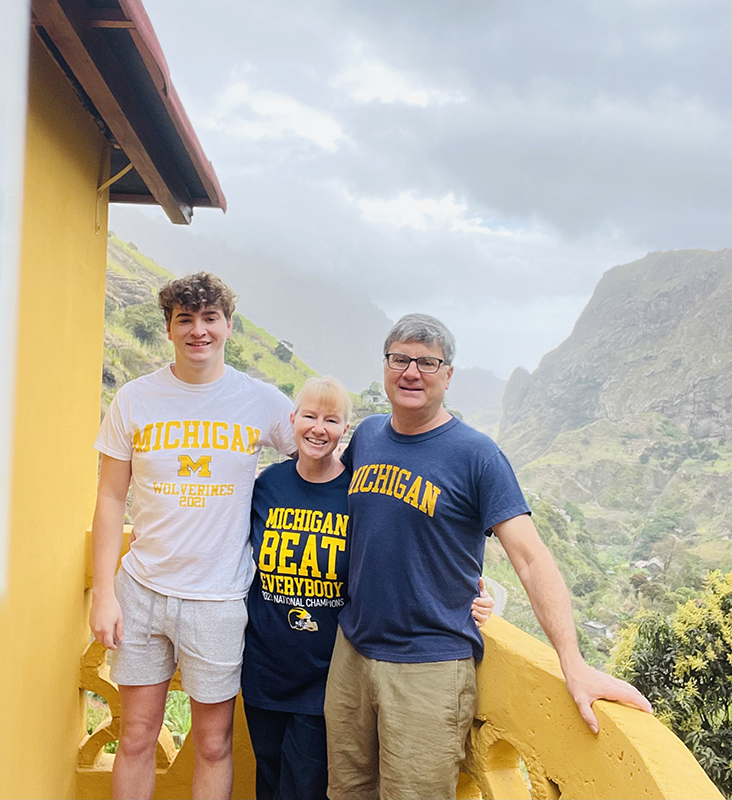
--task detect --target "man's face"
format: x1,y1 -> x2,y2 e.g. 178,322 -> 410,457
166,304 -> 232,368
383,340 -> 453,417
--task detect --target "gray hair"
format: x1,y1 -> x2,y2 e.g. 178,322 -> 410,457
383,313 -> 455,365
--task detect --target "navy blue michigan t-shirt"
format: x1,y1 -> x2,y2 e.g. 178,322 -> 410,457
339,414 -> 530,663
241,459 -> 350,715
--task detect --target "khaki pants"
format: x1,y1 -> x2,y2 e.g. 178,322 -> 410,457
324,627 -> 477,800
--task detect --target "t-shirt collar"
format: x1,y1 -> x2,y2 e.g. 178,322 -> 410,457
161,363 -> 232,392
386,414 -> 460,443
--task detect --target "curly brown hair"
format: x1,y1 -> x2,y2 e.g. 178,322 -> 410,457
157,272 -> 238,323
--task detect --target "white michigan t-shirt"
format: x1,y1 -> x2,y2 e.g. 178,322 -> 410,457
95,365 -> 295,600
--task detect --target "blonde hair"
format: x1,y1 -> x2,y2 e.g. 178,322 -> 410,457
294,376 -> 352,423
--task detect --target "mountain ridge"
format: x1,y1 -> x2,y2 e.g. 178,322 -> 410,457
500,249 -> 732,467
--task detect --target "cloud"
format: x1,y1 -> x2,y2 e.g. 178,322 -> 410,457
202,80 -> 346,152
129,0 -> 730,379
467,84 -> 730,154
333,40 -> 466,107
348,189 -> 535,240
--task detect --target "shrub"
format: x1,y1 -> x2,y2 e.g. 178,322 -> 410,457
225,338 -> 249,372
612,571 -> 732,796
274,341 -> 293,363
123,301 -> 163,346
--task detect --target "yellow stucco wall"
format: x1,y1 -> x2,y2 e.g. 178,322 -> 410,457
0,32 -> 108,800
463,616 -> 722,800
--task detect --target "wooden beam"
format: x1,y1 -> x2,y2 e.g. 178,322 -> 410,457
32,0 -> 193,224
88,9 -> 128,22
90,20 -> 135,29
110,193 -> 215,207
108,193 -> 159,204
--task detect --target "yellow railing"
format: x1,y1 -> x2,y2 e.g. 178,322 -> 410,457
78,532 -> 722,800
78,528 -> 256,799
459,616 -> 722,800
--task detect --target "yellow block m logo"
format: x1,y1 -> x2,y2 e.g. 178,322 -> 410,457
178,455 -> 212,478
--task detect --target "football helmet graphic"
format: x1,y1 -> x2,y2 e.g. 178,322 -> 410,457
288,608 -> 319,631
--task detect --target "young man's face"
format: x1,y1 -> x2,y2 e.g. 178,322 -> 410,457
383,340 -> 453,418
166,304 -> 232,369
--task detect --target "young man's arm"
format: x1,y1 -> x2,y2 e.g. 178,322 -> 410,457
493,514 -> 652,733
90,454 -> 132,650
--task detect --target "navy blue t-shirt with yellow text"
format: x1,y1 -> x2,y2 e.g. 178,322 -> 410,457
339,414 -> 530,663
241,459 -> 350,714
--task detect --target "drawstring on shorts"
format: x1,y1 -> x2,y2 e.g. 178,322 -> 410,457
144,591 -> 183,665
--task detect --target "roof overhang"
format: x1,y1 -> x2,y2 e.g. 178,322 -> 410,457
31,0 -> 226,224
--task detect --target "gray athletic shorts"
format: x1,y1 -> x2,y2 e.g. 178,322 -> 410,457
110,568 -> 248,704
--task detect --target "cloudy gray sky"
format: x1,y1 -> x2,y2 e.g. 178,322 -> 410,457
112,0 -> 731,379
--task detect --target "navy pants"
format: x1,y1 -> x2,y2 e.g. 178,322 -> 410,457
244,702 -> 328,800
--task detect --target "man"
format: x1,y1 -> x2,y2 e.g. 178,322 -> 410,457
90,273 -> 294,800
325,313 -> 652,800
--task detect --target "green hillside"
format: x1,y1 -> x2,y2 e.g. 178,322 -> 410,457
488,250 -> 732,667
102,233 -> 317,411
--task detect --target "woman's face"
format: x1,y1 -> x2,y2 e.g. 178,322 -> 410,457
291,398 -> 349,461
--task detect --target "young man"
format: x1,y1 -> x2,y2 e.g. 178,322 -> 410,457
90,273 -> 295,800
325,313 -> 652,800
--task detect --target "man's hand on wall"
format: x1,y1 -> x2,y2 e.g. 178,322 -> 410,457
563,660 -> 653,734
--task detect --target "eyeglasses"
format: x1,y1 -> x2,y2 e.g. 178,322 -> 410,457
385,353 -> 447,374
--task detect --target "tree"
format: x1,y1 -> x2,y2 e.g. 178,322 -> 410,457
651,533 -> 685,572
224,339 -> 249,373
278,382 -> 294,398
274,340 -> 293,363
365,381 -> 383,397
611,571 -> 732,796
123,301 -> 163,345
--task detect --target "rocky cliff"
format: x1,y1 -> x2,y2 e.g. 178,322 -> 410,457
500,249 -> 732,467
495,249 -> 732,577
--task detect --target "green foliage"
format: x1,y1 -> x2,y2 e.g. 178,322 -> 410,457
123,301 -> 164,346
640,438 -> 719,469
632,511 -> 685,560
612,571 -> 732,796
274,340 -> 293,363
86,703 -> 109,734
572,571 -> 600,597
363,381 -> 383,397
224,338 -> 249,372
86,691 -> 191,753
564,501 -> 586,527
164,691 -> 192,747
101,239 -> 318,416
278,382 -> 295,398
85,692 -> 118,753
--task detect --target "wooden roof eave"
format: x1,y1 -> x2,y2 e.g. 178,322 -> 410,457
117,0 -> 226,213
32,0 -> 194,224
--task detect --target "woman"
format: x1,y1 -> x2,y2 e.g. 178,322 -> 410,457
241,376 -> 492,800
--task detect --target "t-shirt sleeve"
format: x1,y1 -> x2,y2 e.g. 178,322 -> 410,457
340,436 -> 354,472
94,393 -> 132,461
261,388 -> 296,455
478,450 -> 531,534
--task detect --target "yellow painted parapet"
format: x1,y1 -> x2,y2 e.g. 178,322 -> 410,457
80,536 -> 720,799
77,640 -> 256,800
77,531 -> 257,800
460,616 -> 722,800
